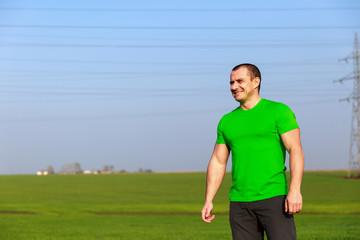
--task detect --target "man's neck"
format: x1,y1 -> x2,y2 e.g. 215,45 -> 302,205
240,96 -> 262,110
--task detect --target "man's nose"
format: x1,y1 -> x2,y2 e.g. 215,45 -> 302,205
230,83 -> 237,90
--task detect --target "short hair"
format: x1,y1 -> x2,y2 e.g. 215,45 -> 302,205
232,63 -> 261,93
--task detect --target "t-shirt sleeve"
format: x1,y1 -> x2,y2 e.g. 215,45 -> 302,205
276,103 -> 299,135
216,117 -> 227,144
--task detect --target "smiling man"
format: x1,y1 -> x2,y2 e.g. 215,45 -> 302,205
201,63 -> 304,240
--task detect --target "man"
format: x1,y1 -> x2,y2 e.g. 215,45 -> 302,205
201,63 -> 304,240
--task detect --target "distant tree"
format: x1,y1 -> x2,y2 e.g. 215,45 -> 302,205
59,164 -> 72,174
59,163 -> 83,174
74,162 -> 83,174
47,165 -> 55,174
138,168 -> 152,173
102,165 -> 115,174
102,165 -> 110,174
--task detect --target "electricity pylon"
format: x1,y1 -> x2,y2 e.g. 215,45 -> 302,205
335,32 -> 360,178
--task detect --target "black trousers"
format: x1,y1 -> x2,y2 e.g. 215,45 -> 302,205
229,195 -> 296,240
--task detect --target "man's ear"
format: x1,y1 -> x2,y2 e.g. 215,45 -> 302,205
253,77 -> 260,89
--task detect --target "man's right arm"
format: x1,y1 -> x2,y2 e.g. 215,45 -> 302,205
201,143 -> 230,223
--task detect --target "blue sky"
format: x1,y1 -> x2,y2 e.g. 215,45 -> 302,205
0,0 -> 359,174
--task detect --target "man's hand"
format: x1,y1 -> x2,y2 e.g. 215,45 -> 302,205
285,190 -> 302,214
201,143 -> 229,223
281,129 -> 304,215
201,201 -> 215,223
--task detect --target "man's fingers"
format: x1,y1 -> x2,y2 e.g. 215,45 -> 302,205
204,214 -> 215,223
287,204 -> 295,214
286,201 -> 302,214
285,195 -> 304,214
289,202 -> 296,214
201,202 -> 215,223
201,209 -> 208,221
202,209 -> 210,219
289,202 -> 295,214
296,203 -> 302,213
201,210 -> 206,220
286,191 -> 303,214
201,208 -> 215,223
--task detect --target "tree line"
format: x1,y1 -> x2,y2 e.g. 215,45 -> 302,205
43,163 -> 152,175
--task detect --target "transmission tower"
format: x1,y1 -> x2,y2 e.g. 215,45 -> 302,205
336,32 -> 360,177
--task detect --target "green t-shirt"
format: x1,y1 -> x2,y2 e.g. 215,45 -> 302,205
216,98 -> 299,202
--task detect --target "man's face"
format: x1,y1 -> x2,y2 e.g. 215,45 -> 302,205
230,67 -> 259,102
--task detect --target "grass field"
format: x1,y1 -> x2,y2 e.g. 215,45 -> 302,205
0,171 -> 359,239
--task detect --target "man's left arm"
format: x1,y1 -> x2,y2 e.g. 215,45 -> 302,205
281,128 -> 304,215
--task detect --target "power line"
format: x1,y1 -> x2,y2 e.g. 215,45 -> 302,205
0,34 -> 352,46
0,57 -> 344,66
0,42 -> 350,49
0,72 -> 345,83
288,98 -> 341,106
0,80 -> 346,99
0,84 -> 345,94
0,97 -> 342,124
0,24 -> 358,30
0,7 -> 359,12
0,68 -> 345,76
0,108 -> 230,124
0,55 -> 350,67
0,33 -> 353,43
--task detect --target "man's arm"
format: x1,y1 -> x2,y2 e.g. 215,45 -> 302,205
201,143 -> 230,223
281,128 -> 304,215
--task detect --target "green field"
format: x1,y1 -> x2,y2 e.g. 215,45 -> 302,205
0,171 -> 359,240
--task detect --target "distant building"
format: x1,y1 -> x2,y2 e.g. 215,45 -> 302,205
36,170 -> 48,175
84,170 -> 100,175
